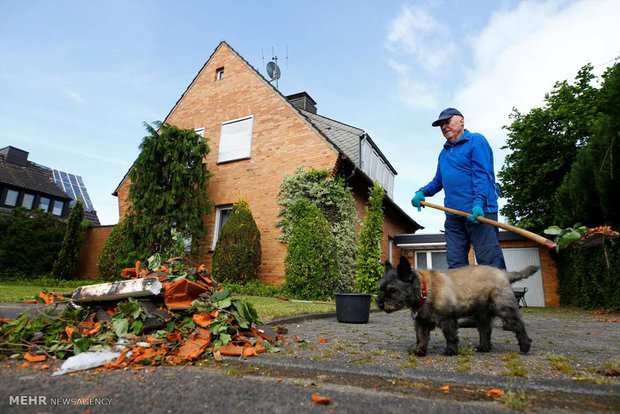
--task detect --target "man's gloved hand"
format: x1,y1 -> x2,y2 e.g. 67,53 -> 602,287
468,206 -> 484,223
411,191 -> 425,212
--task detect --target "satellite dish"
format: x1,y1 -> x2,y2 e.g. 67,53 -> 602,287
266,61 -> 281,81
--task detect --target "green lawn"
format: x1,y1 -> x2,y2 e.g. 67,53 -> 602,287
0,282 -> 336,322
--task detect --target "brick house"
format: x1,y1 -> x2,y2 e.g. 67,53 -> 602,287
107,40 -> 421,285
0,146 -> 101,225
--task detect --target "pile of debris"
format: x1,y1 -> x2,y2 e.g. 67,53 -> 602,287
0,256 -> 281,375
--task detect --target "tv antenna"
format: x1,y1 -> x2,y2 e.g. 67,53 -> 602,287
262,46 -> 288,90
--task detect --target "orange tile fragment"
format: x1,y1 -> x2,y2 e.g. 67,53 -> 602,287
311,393 -> 330,405
440,385 -> 450,394
318,338 -> 328,343
65,325 -> 76,341
486,389 -> 504,398
176,329 -> 211,360
167,331 -> 182,342
163,279 -> 207,310
17,362 -> 30,368
217,342 -> 245,356
39,364 -> 50,370
84,322 -> 101,336
192,313 -> 214,328
24,353 -> 47,363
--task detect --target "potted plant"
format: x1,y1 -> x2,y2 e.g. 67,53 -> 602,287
336,182 -> 385,323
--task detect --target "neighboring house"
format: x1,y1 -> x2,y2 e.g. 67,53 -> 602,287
112,40 -> 421,285
0,146 -> 101,226
394,231 -> 560,307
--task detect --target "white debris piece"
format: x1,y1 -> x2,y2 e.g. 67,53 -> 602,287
71,277 -> 162,303
52,351 -> 120,376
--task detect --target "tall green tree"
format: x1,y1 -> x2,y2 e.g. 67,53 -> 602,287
212,198 -> 262,284
52,200 -> 87,279
554,63 -> 620,228
123,122 -> 212,259
499,64 -> 598,232
355,182 -> 385,296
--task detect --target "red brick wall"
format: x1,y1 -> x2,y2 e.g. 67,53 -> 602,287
119,43 -> 339,286
75,225 -> 114,279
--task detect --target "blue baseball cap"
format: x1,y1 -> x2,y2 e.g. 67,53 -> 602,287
431,108 -> 463,127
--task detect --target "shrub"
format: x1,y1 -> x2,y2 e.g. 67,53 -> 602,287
277,168 -> 358,292
355,182 -> 385,296
0,208 -> 66,275
97,221 -> 139,279
212,198 -> 261,284
52,201 -> 87,279
284,200 -> 340,300
556,240 -> 620,310
224,279 -> 284,297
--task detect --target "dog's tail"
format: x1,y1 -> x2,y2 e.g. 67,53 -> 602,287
506,265 -> 539,282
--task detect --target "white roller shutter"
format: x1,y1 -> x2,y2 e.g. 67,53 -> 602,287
502,248 -> 545,307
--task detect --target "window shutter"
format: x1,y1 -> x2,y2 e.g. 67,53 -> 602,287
218,116 -> 253,163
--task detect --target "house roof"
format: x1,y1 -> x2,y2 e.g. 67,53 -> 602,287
110,41 -> 420,231
394,231 -> 528,247
0,147 -> 71,200
299,110 -> 398,176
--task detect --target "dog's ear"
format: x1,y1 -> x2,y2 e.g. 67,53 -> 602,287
397,257 -> 414,282
384,260 -> 393,270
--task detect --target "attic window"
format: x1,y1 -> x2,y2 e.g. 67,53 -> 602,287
216,67 -> 224,81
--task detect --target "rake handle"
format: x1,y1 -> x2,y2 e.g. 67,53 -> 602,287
419,201 -> 557,248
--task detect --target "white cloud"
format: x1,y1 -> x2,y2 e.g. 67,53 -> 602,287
386,4 -> 454,72
67,90 -> 86,104
454,0 -> 620,148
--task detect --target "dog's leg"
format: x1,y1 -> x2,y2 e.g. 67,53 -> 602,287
475,315 -> 493,352
439,317 -> 459,356
497,305 -> 532,353
413,318 -> 434,356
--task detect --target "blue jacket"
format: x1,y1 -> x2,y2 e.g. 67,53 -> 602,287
420,129 -> 499,215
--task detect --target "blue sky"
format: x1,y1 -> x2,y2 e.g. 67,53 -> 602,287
1,0 -> 618,233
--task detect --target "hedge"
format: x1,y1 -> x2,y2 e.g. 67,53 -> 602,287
556,239 -> 619,310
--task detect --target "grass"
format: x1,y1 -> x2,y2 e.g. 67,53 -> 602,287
0,282 -> 336,322
0,280 -> 100,302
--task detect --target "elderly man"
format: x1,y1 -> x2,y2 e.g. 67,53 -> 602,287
411,108 -> 506,270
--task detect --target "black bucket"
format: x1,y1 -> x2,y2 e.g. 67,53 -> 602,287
335,293 -> 372,324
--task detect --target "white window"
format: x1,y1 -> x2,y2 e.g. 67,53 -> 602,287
212,204 -> 233,249
388,237 -> 394,263
218,116 -> 254,163
5,189 -> 19,206
415,250 -> 448,270
52,200 -> 64,216
216,67 -> 224,81
194,128 -> 205,138
21,193 -> 34,209
38,197 -> 50,212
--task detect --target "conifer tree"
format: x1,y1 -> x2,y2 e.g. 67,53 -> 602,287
52,200 -> 85,279
212,198 -> 261,283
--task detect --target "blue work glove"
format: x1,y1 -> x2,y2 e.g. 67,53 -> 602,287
468,206 -> 485,223
411,191 -> 425,212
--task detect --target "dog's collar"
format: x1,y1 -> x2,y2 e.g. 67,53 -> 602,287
418,278 -> 428,309
415,271 -> 428,310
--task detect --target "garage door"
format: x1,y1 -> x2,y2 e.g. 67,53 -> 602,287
502,248 -> 544,307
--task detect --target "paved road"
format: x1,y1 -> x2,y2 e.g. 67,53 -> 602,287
1,307 -> 619,413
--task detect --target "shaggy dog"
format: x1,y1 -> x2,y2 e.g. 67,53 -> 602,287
376,257 -> 538,356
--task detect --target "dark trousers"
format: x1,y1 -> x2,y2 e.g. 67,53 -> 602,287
444,212 -> 506,270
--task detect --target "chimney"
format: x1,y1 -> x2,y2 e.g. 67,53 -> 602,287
286,92 -> 317,114
0,146 -> 29,167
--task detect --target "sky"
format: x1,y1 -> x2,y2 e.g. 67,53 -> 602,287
1,0 -> 619,233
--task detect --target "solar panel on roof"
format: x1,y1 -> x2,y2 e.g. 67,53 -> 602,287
51,168 -> 97,213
